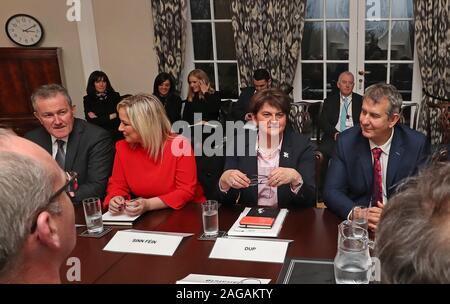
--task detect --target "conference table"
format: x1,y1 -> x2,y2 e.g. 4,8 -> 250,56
61,203 -> 341,284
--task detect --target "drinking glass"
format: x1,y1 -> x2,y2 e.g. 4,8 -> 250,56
82,197 -> 104,234
202,200 -> 219,237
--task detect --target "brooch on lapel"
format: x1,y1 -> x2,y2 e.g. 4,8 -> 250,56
283,152 -> 289,158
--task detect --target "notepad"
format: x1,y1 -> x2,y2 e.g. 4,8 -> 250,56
228,207 -> 288,238
239,207 -> 280,229
102,211 -> 140,226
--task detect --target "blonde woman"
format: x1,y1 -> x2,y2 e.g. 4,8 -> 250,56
182,69 -> 221,125
104,94 -> 205,216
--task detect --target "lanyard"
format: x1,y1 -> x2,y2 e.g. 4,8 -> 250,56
343,97 -> 352,119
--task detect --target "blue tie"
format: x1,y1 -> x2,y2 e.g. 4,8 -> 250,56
340,97 -> 349,132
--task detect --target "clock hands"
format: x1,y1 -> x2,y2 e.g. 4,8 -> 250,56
23,24 -> 36,32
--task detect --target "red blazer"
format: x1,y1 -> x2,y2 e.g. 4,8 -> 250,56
104,136 -> 205,208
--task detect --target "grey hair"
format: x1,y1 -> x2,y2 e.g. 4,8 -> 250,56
0,152 -> 61,277
31,84 -> 73,111
337,71 -> 354,83
364,83 -> 402,118
374,163 -> 450,283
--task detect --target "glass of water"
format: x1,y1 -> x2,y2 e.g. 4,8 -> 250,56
82,197 -> 104,234
202,200 -> 219,237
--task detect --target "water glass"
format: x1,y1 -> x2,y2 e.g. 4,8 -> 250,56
82,197 -> 104,234
202,200 -> 219,237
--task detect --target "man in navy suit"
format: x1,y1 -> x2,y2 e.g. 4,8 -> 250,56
231,68 -> 272,122
318,71 -> 362,195
25,84 -> 114,203
324,83 -> 429,231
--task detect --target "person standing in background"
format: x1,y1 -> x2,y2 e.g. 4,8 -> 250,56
83,70 -> 123,142
153,72 -> 182,125
182,69 -> 220,125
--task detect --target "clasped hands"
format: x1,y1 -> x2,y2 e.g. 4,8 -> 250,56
219,168 -> 301,192
109,196 -> 147,216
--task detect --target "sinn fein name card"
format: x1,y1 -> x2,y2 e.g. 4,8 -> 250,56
103,230 -> 192,256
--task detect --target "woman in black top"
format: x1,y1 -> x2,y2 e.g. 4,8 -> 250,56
83,71 -> 123,142
182,69 -> 220,125
153,72 -> 182,124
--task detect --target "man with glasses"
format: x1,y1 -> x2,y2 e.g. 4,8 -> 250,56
25,84 -> 114,203
0,129 -> 76,283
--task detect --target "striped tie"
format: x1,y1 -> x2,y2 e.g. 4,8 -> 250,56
55,139 -> 66,169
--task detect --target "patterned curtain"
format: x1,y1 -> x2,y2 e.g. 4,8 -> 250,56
151,0 -> 186,92
414,0 -> 450,144
231,0 -> 306,92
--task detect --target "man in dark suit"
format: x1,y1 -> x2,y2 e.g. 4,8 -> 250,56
231,68 -> 272,122
318,71 -> 362,194
324,83 -> 429,231
25,84 -> 114,203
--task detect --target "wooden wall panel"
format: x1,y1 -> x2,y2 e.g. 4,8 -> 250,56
0,47 -> 62,136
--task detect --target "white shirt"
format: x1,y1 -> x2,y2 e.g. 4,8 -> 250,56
369,128 -> 395,205
51,135 -> 68,159
335,94 -> 354,132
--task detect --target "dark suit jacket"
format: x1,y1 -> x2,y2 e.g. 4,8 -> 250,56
25,118 -> 115,203
83,92 -> 123,142
318,92 -> 362,157
218,128 -> 316,208
323,124 -> 430,219
231,87 -> 255,122
156,93 -> 183,124
182,92 -> 221,125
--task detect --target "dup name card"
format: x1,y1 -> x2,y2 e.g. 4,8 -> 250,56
103,230 -> 189,256
209,237 -> 290,263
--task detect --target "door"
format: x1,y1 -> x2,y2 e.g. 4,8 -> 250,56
299,0 -> 416,102
298,0 -> 418,131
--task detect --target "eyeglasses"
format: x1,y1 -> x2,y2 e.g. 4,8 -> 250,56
30,171 -> 78,233
249,174 -> 273,199
48,171 -> 79,203
249,174 -> 269,186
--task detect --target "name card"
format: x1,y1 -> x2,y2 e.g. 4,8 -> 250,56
103,230 -> 192,256
209,237 -> 291,263
177,274 -> 271,284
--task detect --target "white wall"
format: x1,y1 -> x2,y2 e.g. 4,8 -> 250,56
92,0 -> 158,96
0,0 -> 159,117
0,0 -> 85,117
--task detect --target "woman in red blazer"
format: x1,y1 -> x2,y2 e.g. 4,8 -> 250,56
104,94 -> 205,216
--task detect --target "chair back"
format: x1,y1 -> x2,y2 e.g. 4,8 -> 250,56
289,102 -> 312,135
400,101 -> 419,130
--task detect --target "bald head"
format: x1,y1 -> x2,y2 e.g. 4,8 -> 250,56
0,129 -> 61,175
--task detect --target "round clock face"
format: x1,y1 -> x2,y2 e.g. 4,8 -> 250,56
5,14 -> 44,47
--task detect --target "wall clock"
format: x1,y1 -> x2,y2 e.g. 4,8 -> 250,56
5,14 -> 44,47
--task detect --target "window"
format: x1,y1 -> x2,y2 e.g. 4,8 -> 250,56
187,0 -> 239,100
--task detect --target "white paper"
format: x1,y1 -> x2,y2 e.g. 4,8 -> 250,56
102,211 -> 140,222
176,274 -> 271,284
103,230 -> 188,256
209,237 -> 290,263
227,208 -> 288,237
